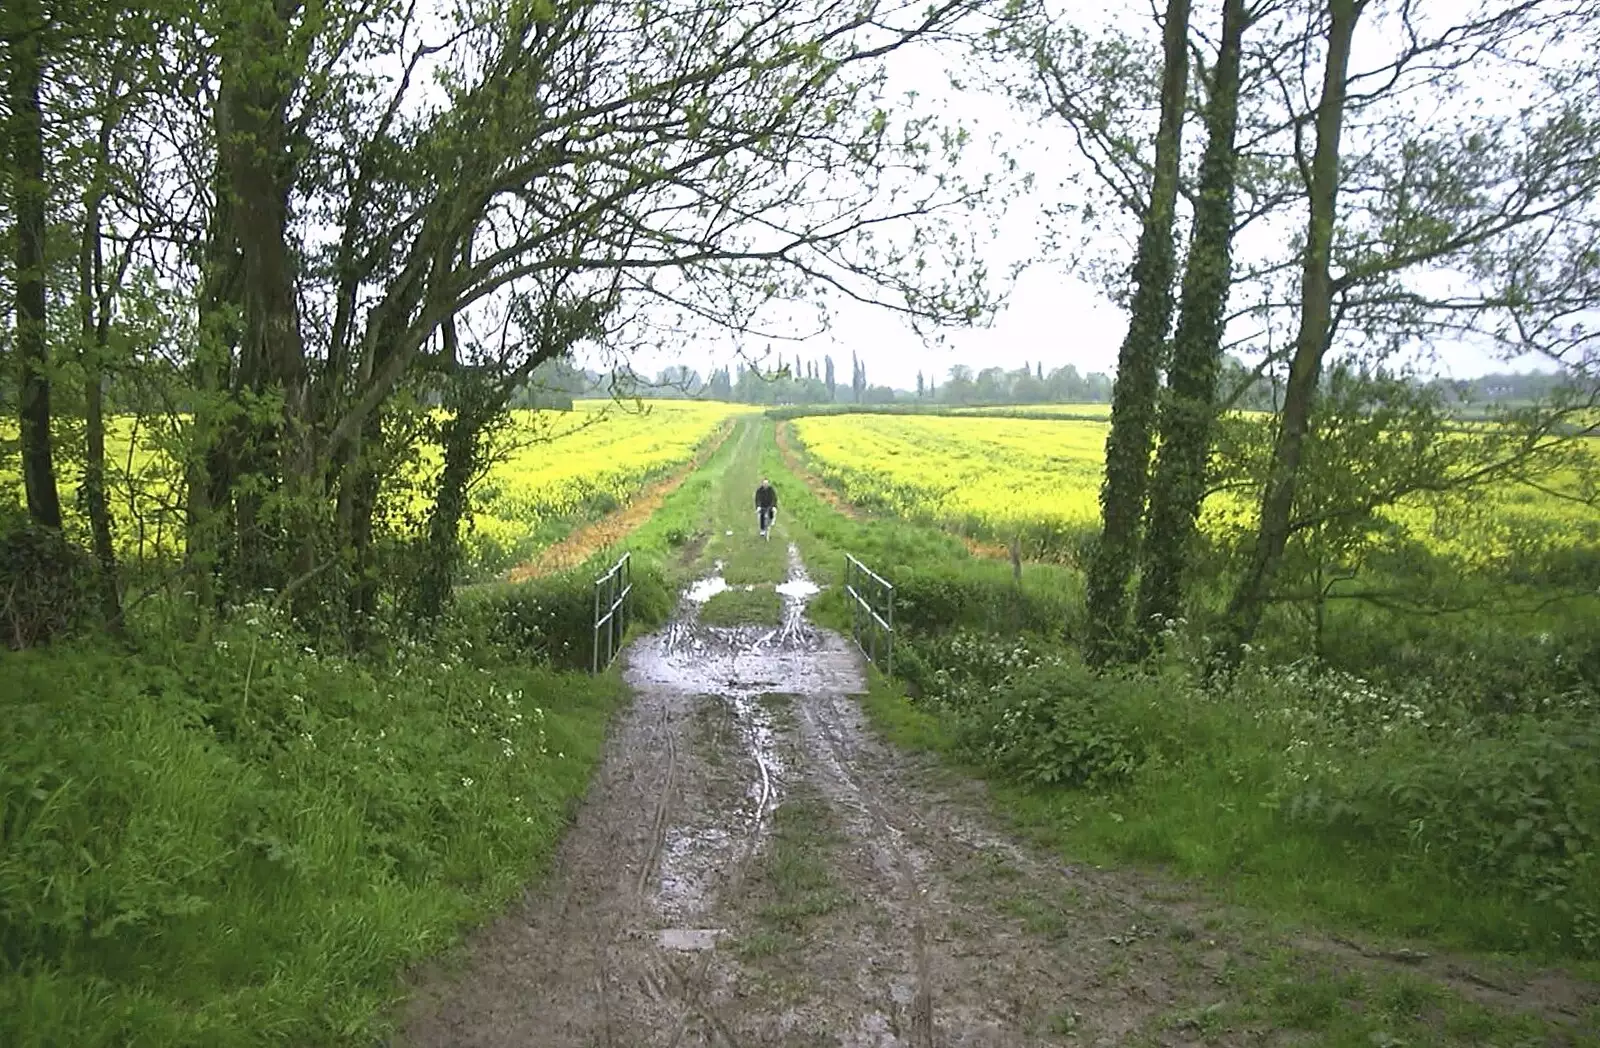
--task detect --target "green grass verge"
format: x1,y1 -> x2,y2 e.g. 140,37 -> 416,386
752,420 -> 1084,640
858,667 -> 1600,978
1194,950 -> 1573,1047
618,418 -> 747,577
699,586 -> 782,626
864,676 -> 1600,1044
0,617 -> 626,1047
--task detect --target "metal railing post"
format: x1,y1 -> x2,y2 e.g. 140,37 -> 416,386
843,553 -> 894,679
591,552 -> 633,674
592,576 -> 602,675
886,581 -> 895,680
604,571 -> 614,670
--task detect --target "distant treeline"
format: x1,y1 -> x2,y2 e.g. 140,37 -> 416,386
762,404 -> 1111,422
512,355 -> 1570,416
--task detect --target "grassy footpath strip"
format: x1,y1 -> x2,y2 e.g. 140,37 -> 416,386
616,415 -> 799,619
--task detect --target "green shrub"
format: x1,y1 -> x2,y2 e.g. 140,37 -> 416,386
1310,602 -> 1600,718
1,512 -> 98,647
1285,713 -> 1600,956
895,628 -> 1060,705
953,662 -> 1198,789
884,565 -> 1079,639
454,555 -> 673,669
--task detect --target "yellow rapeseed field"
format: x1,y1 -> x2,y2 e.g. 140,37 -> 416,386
789,412 -> 1600,564
4,400 -> 743,571
789,413 -> 1108,556
457,399 -> 742,571
0,415 -> 186,561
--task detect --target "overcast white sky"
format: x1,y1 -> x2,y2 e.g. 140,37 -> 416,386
604,0 -> 1565,391
619,18 -> 1137,390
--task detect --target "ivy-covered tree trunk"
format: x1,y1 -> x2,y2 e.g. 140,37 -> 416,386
216,0 -> 313,600
1135,0 -> 1251,643
1083,0 -> 1192,665
186,155 -> 244,619
1223,0 -> 1365,659
11,0 -> 63,531
414,423 -> 472,621
79,114 -> 122,628
412,401 -> 495,623
340,410 -> 386,648
412,312 -> 479,623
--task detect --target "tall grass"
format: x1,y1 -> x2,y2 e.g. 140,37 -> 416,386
0,604 -> 627,1046
872,636 -> 1600,963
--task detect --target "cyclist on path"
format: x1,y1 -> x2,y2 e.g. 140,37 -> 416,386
755,478 -> 778,539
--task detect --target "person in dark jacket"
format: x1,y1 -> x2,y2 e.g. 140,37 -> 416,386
755,478 -> 778,539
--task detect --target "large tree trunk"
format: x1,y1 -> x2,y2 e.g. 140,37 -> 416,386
1135,0 -> 1251,643
412,405 -> 489,623
412,316 -> 489,623
335,266 -> 429,644
1083,0 -> 1192,665
187,151 -> 243,618
79,111 -> 122,628
216,0 -> 312,599
1223,0 -> 1364,658
340,410 -> 386,648
11,0 -> 63,530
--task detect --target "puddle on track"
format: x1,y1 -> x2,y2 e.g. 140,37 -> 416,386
684,560 -> 729,603
620,548 -> 827,938
626,544 -> 863,699
655,824 -> 734,921
650,690 -> 788,922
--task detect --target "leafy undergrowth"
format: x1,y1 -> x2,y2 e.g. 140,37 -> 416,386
457,552 -> 674,671
871,629 -> 1600,969
0,607 -> 627,1047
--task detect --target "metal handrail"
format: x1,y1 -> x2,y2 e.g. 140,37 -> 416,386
592,552 -> 632,673
844,553 -> 894,677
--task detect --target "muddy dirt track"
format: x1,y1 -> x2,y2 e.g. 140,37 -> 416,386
398,548 -> 1208,1047
395,547 -> 1597,1047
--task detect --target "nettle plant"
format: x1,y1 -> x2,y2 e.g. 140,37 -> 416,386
900,629 -> 1062,709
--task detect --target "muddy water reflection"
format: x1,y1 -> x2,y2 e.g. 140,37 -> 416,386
624,544 -> 863,699
624,545 -> 860,927
655,824 -> 733,921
